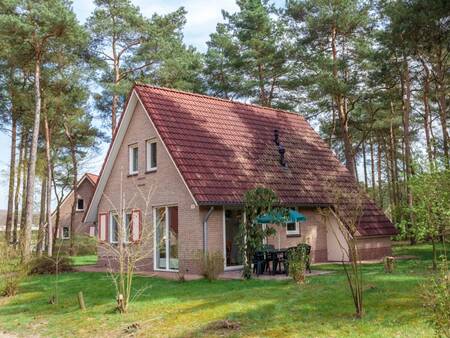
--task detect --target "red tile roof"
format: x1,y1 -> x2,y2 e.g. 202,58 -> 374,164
134,84 -> 397,237
86,173 -> 99,185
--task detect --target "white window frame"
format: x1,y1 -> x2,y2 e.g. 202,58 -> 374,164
286,208 -> 300,236
153,205 -> 178,272
146,139 -> 157,172
76,197 -> 84,211
109,212 -> 119,244
62,226 -> 70,240
128,144 -> 139,175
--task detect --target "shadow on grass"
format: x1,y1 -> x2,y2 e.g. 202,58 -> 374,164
0,243 -> 442,337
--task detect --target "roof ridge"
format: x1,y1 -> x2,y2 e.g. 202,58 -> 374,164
133,83 -> 305,119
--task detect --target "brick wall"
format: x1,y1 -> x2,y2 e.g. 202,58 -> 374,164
97,102 -> 202,274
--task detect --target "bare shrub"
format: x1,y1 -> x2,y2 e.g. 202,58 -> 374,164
422,255 -> 450,338
0,240 -> 27,297
55,235 -> 97,256
320,178 -> 365,319
197,250 -> 224,281
28,255 -> 74,275
100,173 -> 155,313
288,246 -> 308,284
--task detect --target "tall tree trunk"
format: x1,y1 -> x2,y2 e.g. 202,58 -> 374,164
21,55 -> 42,259
400,56 -> 415,244
362,140 -> 368,191
331,25 -> 355,177
51,164 -> 62,249
388,106 -> 398,222
420,60 -> 434,169
385,141 -> 394,221
370,138 -> 375,194
44,116 -> 53,256
5,116 -> 17,243
19,137 -> 29,250
69,146 -> 78,254
13,130 -> 25,246
377,140 -> 383,207
64,123 -> 78,255
36,176 -> 46,255
435,51 -> 449,168
111,35 -> 119,136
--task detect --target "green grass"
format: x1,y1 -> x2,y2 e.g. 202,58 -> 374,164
0,243 -> 448,337
71,255 -> 98,266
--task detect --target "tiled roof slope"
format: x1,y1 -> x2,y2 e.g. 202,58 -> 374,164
134,84 -> 396,237
86,173 -> 99,185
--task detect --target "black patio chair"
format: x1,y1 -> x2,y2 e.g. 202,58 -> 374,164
253,251 -> 266,276
261,244 -> 275,273
269,250 -> 287,275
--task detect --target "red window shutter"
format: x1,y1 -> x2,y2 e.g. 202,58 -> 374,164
98,213 -> 108,242
131,209 -> 142,242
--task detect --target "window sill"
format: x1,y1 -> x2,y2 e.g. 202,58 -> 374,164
286,234 -> 301,238
75,209 -> 84,213
154,268 -> 179,273
145,168 -> 157,174
127,173 -> 138,177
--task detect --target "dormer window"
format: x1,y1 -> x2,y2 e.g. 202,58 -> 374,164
76,198 -> 84,211
146,140 -> 157,172
129,144 -> 139,175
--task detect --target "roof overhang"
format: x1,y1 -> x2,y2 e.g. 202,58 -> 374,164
84,90 -> 140,223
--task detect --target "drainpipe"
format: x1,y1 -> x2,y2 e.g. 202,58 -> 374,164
203,206 -> 214,253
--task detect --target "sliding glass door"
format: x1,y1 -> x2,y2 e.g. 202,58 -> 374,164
154,206 -> 179,271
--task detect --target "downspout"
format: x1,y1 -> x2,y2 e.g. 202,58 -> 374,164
203,206 -> 214,253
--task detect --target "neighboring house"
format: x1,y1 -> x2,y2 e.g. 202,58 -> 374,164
84,84 -> 397,275
0,209 -> 40,233
52,173 -> 98,239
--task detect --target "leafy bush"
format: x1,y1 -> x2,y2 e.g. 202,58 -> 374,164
422,256 -> 450,337
288,247 -> 308,284
29,255 -> 74,275
54,235 -> 97,256
197,250 -> 224,281
0,240 -> 27,297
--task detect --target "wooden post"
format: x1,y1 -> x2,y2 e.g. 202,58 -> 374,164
78,291 -> 86,310
384,256 -> 395,273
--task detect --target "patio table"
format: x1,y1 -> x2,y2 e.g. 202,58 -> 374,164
264,248 -> 288,275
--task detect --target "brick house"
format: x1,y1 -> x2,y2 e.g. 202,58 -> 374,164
52,173 -> 98,239
84,84 -> 397,275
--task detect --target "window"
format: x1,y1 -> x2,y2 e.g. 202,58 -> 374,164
286,208 -> 300,236
62,226 -> 70,239
76,198 -> 84,211
129,144 -> 139,174
154,206 -> 178,271
124,211 -> 132,242
110,212 -> 119,243
146,140 -> 157,171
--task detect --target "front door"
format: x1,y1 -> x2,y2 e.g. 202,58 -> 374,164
224,208 -> 243,269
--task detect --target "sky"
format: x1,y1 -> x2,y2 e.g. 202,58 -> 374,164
0,0 -> 285,210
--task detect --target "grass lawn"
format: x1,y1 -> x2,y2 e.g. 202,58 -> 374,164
71,255 -> 98,266
0,243 -> 448,337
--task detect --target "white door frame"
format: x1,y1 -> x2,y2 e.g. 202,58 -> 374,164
153,205 -> 179,272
